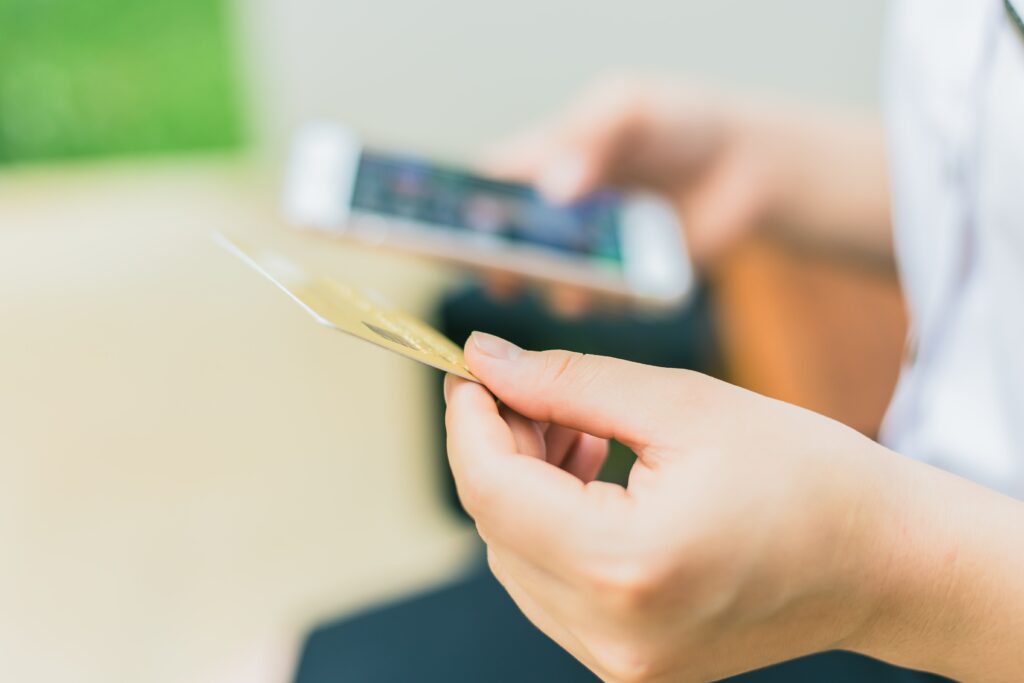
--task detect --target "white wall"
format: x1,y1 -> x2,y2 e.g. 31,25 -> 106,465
240,0 -> 889,160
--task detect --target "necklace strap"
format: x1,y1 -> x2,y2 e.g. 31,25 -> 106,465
1008,0 -> 1024,36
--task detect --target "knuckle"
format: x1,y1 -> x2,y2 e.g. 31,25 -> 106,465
592,640 -> 661,683
664,368 -> 717,406
540,350 -> 596,394
586,559 -> 664,614
454,465 -> 497,516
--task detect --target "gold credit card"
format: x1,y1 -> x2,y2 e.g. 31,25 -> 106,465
215,233 -> 479,382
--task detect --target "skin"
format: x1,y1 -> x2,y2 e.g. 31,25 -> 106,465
445,336 -> 1024,682
481,76 -> 893,313
444,77 -> 1024,680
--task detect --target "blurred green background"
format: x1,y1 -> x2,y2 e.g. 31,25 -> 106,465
0,0 -> 244,165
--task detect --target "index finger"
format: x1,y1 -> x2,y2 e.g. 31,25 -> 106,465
444,375 -> 617,567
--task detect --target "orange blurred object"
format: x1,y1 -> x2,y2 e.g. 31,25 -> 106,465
712,236 -> 907,438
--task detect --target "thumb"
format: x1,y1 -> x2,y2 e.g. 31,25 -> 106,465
535,150 -> 601,204
481,127 -> 606,204
465,332 -> 688,450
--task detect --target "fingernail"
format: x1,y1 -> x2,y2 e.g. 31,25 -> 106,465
470,332 -> 522,361
443,374 -> 454,403
538,154 -> 586,203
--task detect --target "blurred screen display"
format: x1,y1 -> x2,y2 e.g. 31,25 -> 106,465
350,151 -> 624,268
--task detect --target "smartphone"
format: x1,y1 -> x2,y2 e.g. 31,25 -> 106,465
283,124 -> 693,306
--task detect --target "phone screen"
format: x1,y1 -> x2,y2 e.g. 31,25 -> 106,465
349,150 -> 624,270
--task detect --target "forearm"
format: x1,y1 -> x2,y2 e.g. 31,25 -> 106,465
856,456 -> 1024,681
742,103 -> 893,262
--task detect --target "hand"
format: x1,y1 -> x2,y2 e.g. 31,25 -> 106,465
444,332 -> 906,682
486,75 -> 774,266
479,75 -> 778,315
479,75 -> 893,315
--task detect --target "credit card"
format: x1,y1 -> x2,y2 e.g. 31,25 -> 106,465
215,233 -> 479,382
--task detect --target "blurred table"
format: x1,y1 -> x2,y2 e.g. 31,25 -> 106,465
0,158 -> 477,683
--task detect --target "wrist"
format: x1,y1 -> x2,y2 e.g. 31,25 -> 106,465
840,452 -> 1024,680
725,100 -> 805,233
731,101 -> 890,255
804,440 -> 915,658
829,447 -> 925,656
705,97 -> 814,245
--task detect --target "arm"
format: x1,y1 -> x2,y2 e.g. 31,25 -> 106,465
444,334 -> 1024,682
745,103 -> 893,262
860,458 -> 1024,680
487,76 -> 893,266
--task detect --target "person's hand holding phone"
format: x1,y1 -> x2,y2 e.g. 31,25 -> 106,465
482,75 -> 776,315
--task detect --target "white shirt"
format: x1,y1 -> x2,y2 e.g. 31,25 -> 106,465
882,0 -> 1024,498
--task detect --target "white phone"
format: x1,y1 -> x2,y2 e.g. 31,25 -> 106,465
283,124 -> 693,306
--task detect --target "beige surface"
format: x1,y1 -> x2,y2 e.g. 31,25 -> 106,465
0,158 -> 477,683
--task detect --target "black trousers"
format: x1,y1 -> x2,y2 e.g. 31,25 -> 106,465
294,567 -> 951,683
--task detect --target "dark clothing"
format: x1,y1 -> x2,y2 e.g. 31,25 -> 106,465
294,568 -> 952,683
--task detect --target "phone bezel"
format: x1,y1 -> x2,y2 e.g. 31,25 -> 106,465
284,124 -> 693,306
